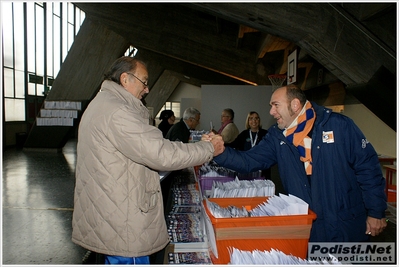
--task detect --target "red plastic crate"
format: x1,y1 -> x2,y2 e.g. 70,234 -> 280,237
202,197 -> 317,264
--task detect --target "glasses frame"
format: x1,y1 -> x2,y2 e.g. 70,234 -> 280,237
248,117 -> 260,121
126,72 -> 149,88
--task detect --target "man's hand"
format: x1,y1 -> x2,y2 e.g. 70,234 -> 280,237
209,134 -> 224,157
365,216 -> 387,236
201,132 -> 216,141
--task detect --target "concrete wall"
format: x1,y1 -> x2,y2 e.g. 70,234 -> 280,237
344,103 -> 396,157
201,85 -> 274,133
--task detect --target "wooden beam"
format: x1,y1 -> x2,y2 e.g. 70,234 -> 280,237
257,34 -> 291,59
238,25 -> 258,38
298,62 -> 314,90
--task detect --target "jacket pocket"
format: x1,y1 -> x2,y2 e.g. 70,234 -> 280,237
337,203 -> 368,241
338,202 -> 366,221
139,190 -> 159,213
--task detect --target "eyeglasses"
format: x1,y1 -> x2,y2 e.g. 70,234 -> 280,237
126,72 -> 149,89
190,117 -> 199,122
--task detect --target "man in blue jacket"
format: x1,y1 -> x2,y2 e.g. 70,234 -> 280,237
210,84 -> 387,242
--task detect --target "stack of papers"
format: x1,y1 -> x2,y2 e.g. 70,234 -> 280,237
205,193 -> 308,218
229,248 -> 342,265
199,160 -> 236,178
210,177 -> 275,198
168,251 -> 212,264
166,213 -> 204,243
205,198 -> 249,218
250,194 -> 308,216
167,168 -> 206,244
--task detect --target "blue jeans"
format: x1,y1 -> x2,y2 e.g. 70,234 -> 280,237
104,255 -> 150,265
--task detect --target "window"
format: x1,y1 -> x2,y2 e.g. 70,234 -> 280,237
156,102 -> 181,120
2,2 -> 85,122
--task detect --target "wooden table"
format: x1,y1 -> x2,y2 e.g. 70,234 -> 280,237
379,155 -> 396,165
384,165 -> 396,202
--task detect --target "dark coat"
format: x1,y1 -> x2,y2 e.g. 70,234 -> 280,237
214,102 -> 387,242
229,128 -> 268,151
165,118 -> 190,143
158,120 -> 172,137
229,128 -> 271,179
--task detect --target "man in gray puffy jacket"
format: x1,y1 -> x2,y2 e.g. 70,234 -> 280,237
72,56 -> 224,264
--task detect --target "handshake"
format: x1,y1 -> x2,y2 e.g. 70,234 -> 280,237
201,132 -> 225,157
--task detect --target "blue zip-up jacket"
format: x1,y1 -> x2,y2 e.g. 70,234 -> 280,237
214,102 -> 387,242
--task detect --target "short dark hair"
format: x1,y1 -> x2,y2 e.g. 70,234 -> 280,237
103,56 -> 147,85
160,110 -> 174,120
285,84 -> 307,106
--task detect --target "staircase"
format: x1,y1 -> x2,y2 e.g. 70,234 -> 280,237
23,100 -> 83,151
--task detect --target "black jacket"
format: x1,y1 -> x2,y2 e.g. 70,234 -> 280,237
165,119 -> 190,143
229,128 -> 268,151
158,120 -> 172,137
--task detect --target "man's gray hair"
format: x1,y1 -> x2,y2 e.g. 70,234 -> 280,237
182,107 -> 200,120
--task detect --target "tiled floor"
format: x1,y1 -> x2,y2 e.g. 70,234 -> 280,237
2,138 -> 397,264
2,139 -> 86,264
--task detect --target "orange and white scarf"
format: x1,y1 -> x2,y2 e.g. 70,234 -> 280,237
283,101 -> 316,175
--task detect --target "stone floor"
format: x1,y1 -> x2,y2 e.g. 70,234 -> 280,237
2,139 -> 86,264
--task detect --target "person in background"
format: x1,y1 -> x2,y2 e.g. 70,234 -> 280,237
206,84 -> 387,242
165,107 -> 201,143
215,108 -> 239,145
158,110 -> 175,137
72,56 -> 224,265
229,111 -> 271,179
230,111 -> 268,151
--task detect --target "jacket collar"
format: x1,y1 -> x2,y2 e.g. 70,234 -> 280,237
311,101 -> 332,127
101,80 -> 147,110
